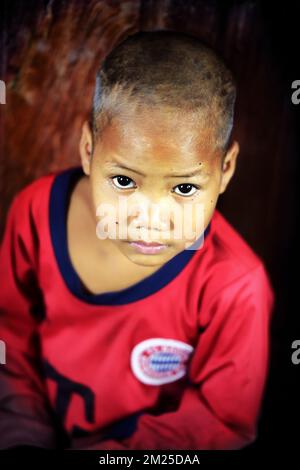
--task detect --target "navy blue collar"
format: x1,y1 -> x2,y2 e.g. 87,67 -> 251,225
49,166 -> 211,305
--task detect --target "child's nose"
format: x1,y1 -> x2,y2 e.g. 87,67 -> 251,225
132,207 -> 170,233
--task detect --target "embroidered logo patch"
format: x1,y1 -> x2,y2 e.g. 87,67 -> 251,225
130,338 -> 194,385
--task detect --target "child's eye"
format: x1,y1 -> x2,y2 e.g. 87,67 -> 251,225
111,175 -> 136,189
172,184 -> 199,197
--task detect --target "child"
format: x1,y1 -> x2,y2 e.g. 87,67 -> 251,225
0,30 -> 274,450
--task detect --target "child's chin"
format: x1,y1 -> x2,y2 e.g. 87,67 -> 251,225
128,256 -> 166,267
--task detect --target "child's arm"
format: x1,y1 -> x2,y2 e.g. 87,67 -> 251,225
0,191 -> 59,449
81,263 -> 274,450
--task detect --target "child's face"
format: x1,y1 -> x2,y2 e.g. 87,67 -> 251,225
80,107 -> 239,267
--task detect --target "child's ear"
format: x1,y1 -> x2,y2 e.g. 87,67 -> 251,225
219,140 -> 239,195
79,120 -> 93,176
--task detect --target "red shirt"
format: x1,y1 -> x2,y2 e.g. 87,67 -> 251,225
0,166 -> 275,449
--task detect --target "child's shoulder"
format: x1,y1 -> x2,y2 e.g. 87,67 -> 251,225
8,167 -> 68,216
212,209 -> 263,271
192,209 -> 275,320
204,209 -> 272,292
4,168 -> 70,237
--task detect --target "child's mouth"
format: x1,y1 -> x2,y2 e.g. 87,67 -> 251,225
128,240 -> 168,255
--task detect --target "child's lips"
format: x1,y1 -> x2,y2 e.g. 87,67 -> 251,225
127,240 -> 168,254
130,240 -> 165,246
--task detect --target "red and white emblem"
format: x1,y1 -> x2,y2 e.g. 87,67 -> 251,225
131,338 -> 194,385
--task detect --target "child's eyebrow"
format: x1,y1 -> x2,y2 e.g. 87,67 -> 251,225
106,161 -> 209,178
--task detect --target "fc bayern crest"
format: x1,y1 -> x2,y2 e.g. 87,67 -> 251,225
130,338 -> 194,385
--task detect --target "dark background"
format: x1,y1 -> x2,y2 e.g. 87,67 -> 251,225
0,0 -> 299,449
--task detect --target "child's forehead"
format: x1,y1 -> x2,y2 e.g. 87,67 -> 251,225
97,107 -> 220,165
